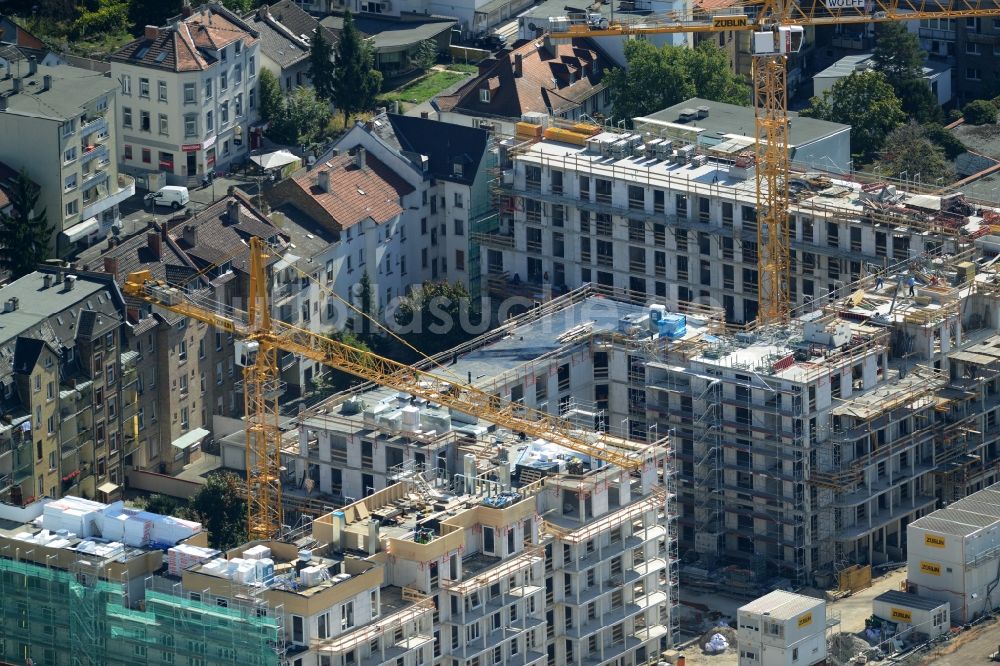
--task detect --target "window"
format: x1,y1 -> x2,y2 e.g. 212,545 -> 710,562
967,42 -> 982,55
123,144 -> 133,160
184,82 -> 196,104
249,88 -> 255,109
122,107 -> 132,128
220,71 -> 228,91
292,615 -> 304,644
205,78 -> 213,99
221,101 -> 229,125
454,192 -> 464,208
178,339 -> 188,361
206,110 -> 214,132
479,88 -> 491,103
120,73 -> 131,95
142,148 -> 151,164
64,174 -> 77,192
63,147 -> 77,163
65,200 -> 78,217
454,218 -> 464,235
249,56 -> 256,77
158,80 -> 167,102
181,407 -> 189,429
456,250 -> 465,271
140,110 -> 150,132
158,114 -> 168,135
184,114 -> 197,138
222,139 -> 230,156
234,63 -> 242,84
139,77 -> 150,98
967,68 -> 981,80
235,93 -> 243,117
62,119 -> 76,137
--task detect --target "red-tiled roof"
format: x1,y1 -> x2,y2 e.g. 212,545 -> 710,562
290,151 -> 414,230
110,5 -> 257,73
439,38 -> 611,119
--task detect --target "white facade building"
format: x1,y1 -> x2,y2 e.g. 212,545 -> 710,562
110,3 -> 260,187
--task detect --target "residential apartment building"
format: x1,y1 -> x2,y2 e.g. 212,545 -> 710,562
0,56 -> 133,255
911,16 -> 1000,103
0,270 -> 129,508
110,3 -> 260,187
269,113 -> 493,339
252,0 -> 339,94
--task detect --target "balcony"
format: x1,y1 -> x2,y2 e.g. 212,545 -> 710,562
81,143 -> 108,164
81,168 -> 109,190
82,174 -> 134,221
80,116 -> 108,138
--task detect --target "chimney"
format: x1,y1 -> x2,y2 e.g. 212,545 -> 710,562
355,147 -> 366,171
183,224 -> 198,247
420,111 -> 429,119
144,25 -> 159,41
42,75 -> 51,92
28,56 -> 36,77
0,96 -> 7,112
181,0 -> 193,18
316,170 -> 330,193
514,53 -> 523,77
227,199 -> 241,224
103,256 -> 119,280
147,231 -> 162,260
54,272 -> 63,284
42,275 -> 52,289
65,275 -> 77,291
12,78 -> 21,94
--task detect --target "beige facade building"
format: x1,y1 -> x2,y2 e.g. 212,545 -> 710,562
0,56 -> 133,255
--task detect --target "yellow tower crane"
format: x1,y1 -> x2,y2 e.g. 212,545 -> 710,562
550,0 -> 1000,324
125,237 -> 650,540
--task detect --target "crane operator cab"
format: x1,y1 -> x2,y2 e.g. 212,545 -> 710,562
236,340 -> 260,367
751,25 -> 804,55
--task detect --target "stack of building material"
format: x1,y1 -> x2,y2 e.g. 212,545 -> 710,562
167,544 -> 220,576
41,496 -> 107,537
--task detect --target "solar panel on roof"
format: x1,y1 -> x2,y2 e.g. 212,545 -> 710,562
155,51 -> 168,63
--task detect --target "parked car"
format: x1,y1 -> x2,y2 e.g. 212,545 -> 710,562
145,186 -> 190,210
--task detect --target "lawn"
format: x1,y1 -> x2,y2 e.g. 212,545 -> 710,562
379,70 -> 469,108
446,63 -> 480,74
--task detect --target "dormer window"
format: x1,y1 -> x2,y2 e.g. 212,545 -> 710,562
235,41 -> 242,55
220,46 -> 227,61
479,88 -> 490,103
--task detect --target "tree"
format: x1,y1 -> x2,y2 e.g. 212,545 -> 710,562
605,40 -> 749,122
872,22 -> 924,86
309,27 -> 337,104
964,99 -> 997,125
128,0 -> 182,34
258,68 -> 284,125
269,86 -> 331,145
357,270 -> 373,336
333,11 -> 383,127
876,122 -> 953,183
188,472 -> 246,550
413,39 -> 438,71
391,281 -> 476,358
801,71 -> 905,159
314,331 -> 373,393
0,169 -> 52,279
870,23 -> 941,124
923,123 -> 967,159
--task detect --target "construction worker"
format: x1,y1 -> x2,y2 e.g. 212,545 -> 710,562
907,275 -> 916,296
875,274 -> 884,290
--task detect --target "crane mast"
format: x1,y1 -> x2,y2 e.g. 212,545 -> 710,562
124,238 -> 650,539
550,0 -> 1000,324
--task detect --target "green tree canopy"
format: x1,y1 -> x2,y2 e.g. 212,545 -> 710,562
128,0 -> 182,34
269,86 -> 332,145
923,123 -> 967,160
801,70 -> 905,159
258,68 -> 284,125
964,99 -> 997,125
313,331 -> 373,394
189,472 -> 247,550
605,40 -> 749,122
392,281 -> 475,357
309,27 -> 337,104
870,23 -> 941,123
876,121 -> 954,183
333,11 -> 383,126
357,270 -> 373,336
413,39 -> 438,71
0,168 -> 52,279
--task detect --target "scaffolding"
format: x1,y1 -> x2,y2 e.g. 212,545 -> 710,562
0,556 -> 282,666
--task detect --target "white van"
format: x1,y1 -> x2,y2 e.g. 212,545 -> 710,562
145,185 -> 190,210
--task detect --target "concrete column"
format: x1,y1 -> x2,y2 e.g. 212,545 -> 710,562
940,322 -> 952,354
863,355 -> 879,389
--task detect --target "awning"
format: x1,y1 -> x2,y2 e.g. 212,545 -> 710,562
61,216 -> 99,243
97,481 -> 119,495
172,427 -> 209,450
250,149 -> 299,170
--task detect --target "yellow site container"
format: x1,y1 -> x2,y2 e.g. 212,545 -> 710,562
570,122 -> 601,136
543,128 -> 590,146
515,122 -> 544,140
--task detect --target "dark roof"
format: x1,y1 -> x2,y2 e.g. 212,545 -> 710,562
252,1 -> 338,69
12,337 -> 46,374
167,191 -> 282,273
386,114 -> 489,186
110,4 -> 258,72
873,590 -> 948,612
438,37 -> 611,119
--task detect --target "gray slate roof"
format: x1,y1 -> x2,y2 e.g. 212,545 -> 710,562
0,63 -> 113,122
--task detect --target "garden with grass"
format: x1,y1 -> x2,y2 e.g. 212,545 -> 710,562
379,69 -> 472,109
